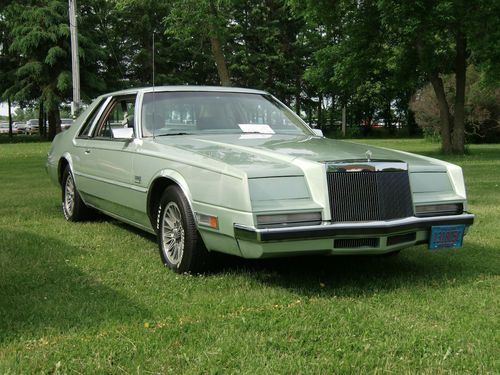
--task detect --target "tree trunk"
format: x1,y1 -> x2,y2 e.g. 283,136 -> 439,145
208,0 -> 231,87
47,106 -> 61,141
429,73 -> 453,153
8,97 -> 13,139
209,36 -> 231,86
452,30 -> 466,154
416,37 -> 453,153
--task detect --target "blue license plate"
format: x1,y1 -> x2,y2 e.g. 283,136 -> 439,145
429,225 -> 465,250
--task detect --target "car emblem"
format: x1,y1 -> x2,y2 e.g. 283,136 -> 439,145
365,150 -> 372,162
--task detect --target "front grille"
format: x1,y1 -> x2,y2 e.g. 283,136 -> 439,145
327,171 -> 413,222
334,238 -> 379,248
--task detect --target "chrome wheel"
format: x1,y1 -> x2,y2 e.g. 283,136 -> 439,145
161,202 -> 185,267
63,173 -> 75,218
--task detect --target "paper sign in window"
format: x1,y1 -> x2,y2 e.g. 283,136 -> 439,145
238,124 -> 275,134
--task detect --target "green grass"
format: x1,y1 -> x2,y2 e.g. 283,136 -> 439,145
0,139 -> 498,374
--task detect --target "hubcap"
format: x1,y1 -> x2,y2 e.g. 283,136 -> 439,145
64,174 -> 75,217
161,202 -> 185,266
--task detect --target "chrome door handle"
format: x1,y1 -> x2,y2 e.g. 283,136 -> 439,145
84,149 -> 91,154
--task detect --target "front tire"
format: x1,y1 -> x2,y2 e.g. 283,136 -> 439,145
157,186 -> 211,273
61,166 -> 91,221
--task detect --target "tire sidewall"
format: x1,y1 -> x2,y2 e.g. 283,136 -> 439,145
62,167 -> 76,221
61,166 -> 89,221
157,186 -> 197,272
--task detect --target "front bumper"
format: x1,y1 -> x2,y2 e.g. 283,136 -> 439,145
234,213 -> 474,242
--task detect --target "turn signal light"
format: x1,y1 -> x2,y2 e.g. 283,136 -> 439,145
196,213 -> 219,229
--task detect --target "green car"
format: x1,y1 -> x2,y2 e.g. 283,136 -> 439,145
46,86 -> 474,273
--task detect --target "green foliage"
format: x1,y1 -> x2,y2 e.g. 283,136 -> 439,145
1,0 -> 497,143
6,0 -> 70,116
411,66 -> 500,143
290,0 -> 500,152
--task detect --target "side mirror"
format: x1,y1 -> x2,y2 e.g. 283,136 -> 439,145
312,128 -> 324,137
111,127 -> 134,139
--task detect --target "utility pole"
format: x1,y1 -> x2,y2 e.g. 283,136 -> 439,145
69,0 -> 80,117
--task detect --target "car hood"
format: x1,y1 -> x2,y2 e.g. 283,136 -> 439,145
154,134 -> 448,178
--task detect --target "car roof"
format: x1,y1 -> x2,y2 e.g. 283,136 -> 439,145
101,85 -> 268,98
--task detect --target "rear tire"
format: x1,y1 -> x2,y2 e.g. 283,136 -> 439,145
157,186 -> 211,273
61,166 -> 92,221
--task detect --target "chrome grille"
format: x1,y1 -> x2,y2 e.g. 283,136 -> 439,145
327,170 -> 413,222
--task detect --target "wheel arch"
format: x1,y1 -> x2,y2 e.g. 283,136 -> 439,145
57,152 -> 74,186
147,172 -> 195,232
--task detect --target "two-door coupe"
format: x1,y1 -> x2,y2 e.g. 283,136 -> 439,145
47,86 -> 474,273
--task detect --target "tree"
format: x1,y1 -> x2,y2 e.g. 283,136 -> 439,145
166,0 -> 232,86
6,1 -> 74,139
293,0 -> 500,153
228,0 -> 311,104
411,65 -> 500,143
0,0 -> 19,139
378,0 -> 500,153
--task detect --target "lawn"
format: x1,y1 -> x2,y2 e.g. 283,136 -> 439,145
0,139 -> 498,374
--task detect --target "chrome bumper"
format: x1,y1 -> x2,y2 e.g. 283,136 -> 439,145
234,213 -> 474,242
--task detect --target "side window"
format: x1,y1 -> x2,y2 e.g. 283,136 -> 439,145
78,98 -> 105,137
94,96 -> 136,139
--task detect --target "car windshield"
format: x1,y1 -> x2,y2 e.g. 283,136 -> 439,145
141,91 -> 311,137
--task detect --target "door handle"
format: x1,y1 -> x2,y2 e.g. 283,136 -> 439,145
84,149 -> 91,154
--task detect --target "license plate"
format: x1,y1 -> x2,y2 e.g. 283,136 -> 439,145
429,225 -> 465,250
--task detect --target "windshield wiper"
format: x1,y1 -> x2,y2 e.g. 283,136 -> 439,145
154,132 -> 194,137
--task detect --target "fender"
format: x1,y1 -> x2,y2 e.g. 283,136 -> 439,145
146,169 -> 196,227
59,152 -> 75,184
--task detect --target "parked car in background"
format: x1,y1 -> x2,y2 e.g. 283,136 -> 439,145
61,118 -> 73,131
26,119 -> 39,135
47,86 -> 474,273
0,122 -> 12,134
13,122 -> 27,134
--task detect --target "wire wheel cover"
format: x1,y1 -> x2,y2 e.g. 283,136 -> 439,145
64,174 -> 75,216
161,202 -> 185,266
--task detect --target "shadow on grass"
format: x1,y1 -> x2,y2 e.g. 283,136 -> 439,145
212,242 -> 496,298
91,215 -> 496,299
0,229 -> 151,344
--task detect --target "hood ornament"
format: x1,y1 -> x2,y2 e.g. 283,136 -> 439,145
365,149 -> 372,162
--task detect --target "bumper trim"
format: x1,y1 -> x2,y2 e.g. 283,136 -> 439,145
234,213 -> 474,242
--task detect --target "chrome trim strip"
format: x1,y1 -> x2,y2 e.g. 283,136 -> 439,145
234,213 -> 475,242
74,171 -> 148,193
325,160 -> 407,172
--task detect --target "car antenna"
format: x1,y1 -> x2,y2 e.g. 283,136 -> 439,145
152,31 -> 156,139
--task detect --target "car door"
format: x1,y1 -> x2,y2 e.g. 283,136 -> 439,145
74,94 -> 141,221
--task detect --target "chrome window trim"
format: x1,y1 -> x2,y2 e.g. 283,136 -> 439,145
85,96 -> 113,137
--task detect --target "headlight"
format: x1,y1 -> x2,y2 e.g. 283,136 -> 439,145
415,203 -> 463,217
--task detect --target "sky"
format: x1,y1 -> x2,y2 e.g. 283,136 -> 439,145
0,102 -> 18,117
0,103 -> 7,116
